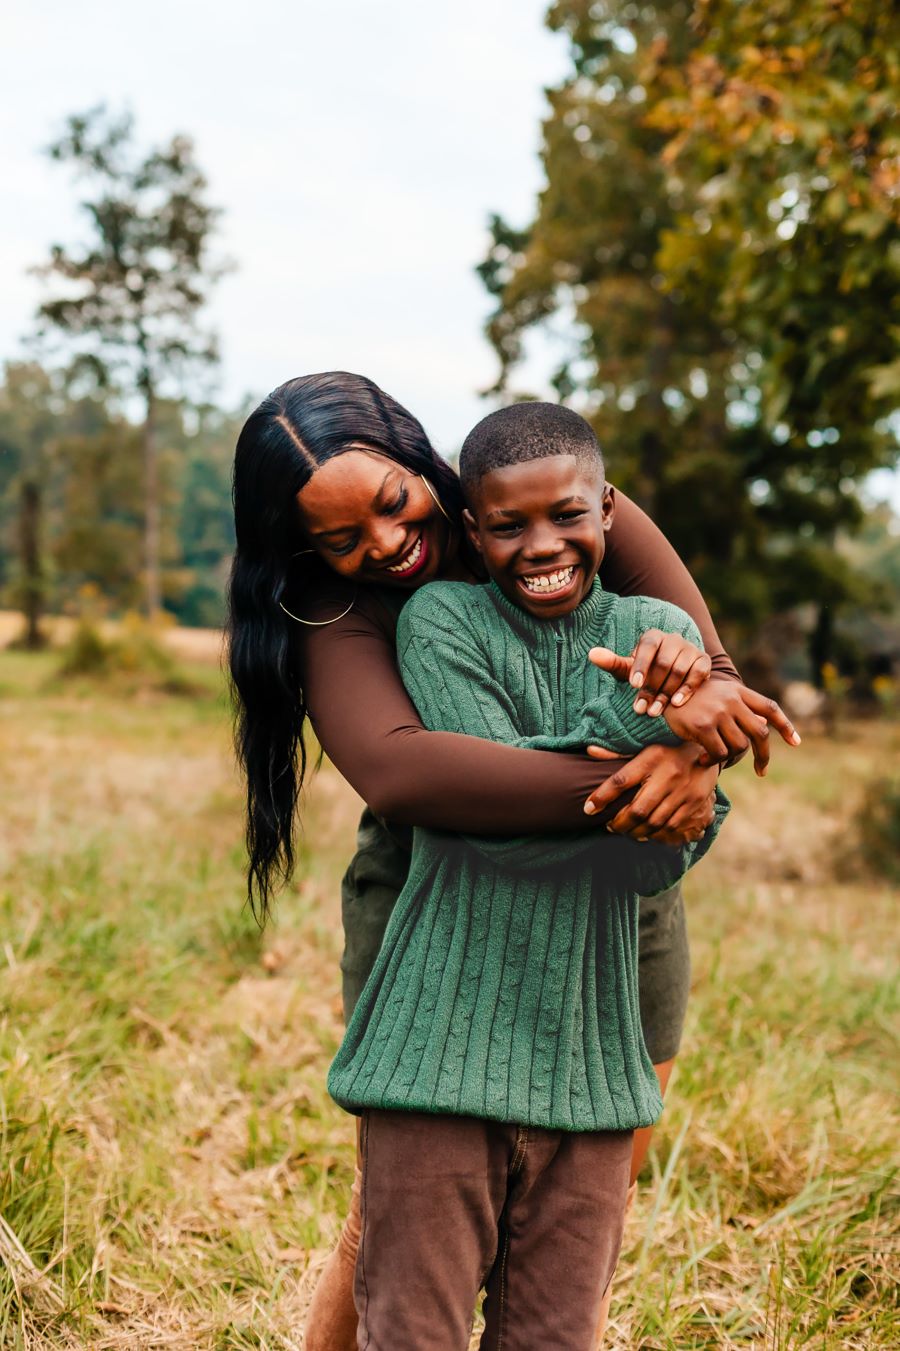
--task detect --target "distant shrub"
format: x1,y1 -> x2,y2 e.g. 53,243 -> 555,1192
57,618 -> 112,676
56,613 -> 198,695
854,777 -> 900,883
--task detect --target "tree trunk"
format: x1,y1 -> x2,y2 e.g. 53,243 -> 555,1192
810,601 -> 833,688
143,386 -> 161,617
19,478 -> 46,650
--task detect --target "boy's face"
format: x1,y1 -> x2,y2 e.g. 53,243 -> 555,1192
463,454 -> 614,619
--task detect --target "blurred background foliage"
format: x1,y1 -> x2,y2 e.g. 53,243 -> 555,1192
1,0 -> 898,697
479,0 -> 900,690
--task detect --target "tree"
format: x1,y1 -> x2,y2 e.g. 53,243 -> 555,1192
479,2 -> 774,619
479,0 -> 897,675
0,363 -> 66,647
171,403 -> 239,627
648,0 -> 900,431
33,106 -> 228,616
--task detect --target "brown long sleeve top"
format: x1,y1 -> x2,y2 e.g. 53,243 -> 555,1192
300,487 -> 740,835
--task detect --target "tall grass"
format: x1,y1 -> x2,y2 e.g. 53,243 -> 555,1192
0,649 -> 897,1348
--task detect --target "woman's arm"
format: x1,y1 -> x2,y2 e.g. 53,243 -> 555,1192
600,488 -> 741,681
299,589 -> 633,835
601,487 -> 799,773
394,585 -> 728,877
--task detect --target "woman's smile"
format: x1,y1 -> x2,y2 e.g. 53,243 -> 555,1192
384,532 -> 428,578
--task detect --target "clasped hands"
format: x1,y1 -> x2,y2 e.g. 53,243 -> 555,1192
583,629 -> 801,845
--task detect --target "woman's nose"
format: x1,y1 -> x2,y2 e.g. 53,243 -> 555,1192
365,520 -> 409,563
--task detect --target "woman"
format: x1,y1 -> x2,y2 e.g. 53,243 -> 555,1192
227,372 -> 796,1348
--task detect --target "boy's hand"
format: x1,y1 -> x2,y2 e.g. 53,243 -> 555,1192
662,679 -> 801,777
583,742 -> 717,844
589,629 -> 711,717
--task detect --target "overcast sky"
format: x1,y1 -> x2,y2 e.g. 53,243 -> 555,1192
3,0 -> 571,461
3,0 -> 897,505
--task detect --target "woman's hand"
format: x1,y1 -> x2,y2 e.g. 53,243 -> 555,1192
589,630 -> 711,717
583,742 -> 718,844
662,679 -> 800,777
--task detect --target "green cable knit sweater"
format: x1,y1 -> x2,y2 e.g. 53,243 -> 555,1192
328,579 -> 730,1132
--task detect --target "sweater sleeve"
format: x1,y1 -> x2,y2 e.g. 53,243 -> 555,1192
397,588 -> 727,878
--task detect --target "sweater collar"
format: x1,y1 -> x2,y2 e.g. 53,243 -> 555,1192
487,575 -> 617,649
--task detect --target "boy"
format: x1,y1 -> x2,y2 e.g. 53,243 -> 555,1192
328,403 -> 730,1349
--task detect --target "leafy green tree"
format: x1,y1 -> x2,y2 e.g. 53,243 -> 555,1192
33,106 -> 228,616
171,404 -> 239,627
52,420 -> 146,608
648,0 -> 900,428
480,2 -> 770,620
480,0 -> 896,677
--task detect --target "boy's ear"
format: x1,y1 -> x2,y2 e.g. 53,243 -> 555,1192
462,507 -> 483,554
601,483 -> 615,532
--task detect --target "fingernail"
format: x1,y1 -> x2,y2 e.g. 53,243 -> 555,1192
648,701 -> 663,716
583,802 -> 596,815
630,672 -> 643,688
672,692 -> 684,705
792,732 -> 802,744
634,699 -> 648,714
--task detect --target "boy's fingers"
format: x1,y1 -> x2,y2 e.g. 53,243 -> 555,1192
647,634 -> 691,695
588,647 -> 633,681
586,744 -> 623,761
627,631 -> 666,689
669,655 -> 713,707
642,634 -> 706,699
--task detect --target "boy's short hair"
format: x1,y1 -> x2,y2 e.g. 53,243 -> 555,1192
459,402 -> 605,496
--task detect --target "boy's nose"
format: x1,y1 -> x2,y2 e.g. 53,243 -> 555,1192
522,525 -> 564,559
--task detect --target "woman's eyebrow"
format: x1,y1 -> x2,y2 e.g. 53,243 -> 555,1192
373,468 -> 400,503
308,470 -> 400,537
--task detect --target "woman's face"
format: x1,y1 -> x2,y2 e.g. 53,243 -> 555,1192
295,448 -> 453,588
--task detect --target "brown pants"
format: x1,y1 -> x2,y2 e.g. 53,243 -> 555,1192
355,1110 -> 633,1351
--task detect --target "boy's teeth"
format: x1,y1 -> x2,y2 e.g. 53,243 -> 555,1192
387,536 -> 422,573
522,566 -> 574,594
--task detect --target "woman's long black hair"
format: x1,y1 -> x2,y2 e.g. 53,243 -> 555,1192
227,371 -> 464,924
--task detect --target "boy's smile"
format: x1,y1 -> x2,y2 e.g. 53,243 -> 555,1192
463,456 -> 614,619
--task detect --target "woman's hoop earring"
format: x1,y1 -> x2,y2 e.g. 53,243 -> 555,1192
278,549 -> 356,627
419,475 -> 452,523
278,594 -> 356,627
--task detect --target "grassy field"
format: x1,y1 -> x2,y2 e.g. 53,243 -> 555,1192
1,645 -> 897,1349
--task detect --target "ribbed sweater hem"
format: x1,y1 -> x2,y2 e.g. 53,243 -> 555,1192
327,1076 -> 664,1133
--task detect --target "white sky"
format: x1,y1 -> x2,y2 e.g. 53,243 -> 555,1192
2,0 -> 569,461
2,0 -> 897,505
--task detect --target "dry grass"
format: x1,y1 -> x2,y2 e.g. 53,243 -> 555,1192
0,648 -> 897,1348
